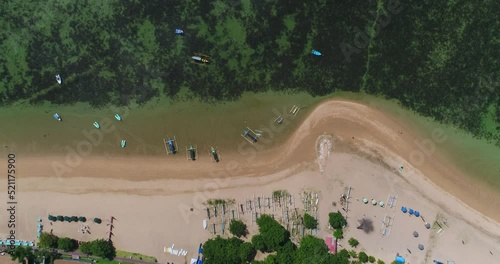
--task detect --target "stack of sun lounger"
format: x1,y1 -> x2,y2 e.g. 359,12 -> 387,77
165,244 -> 188,256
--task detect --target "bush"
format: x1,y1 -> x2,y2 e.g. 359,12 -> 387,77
38,233 -> 59,248
58,237 -> 78,252
377,260 -> 385,264
328,212 -> 346,229
333,229 -> 344,239
91,239 -> 116,259
239,242 -> 256,263
349,250 -> 357,258
229,220 -> 248,238
79,241 -> 93,255
368,256 -> 376,263
348,237 -> 359,248
358,251 -> 368,263
303,213 -> 318,229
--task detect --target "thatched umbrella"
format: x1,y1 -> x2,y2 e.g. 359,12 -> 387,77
413,231 -> 419,237
425,223 -> 431,229
418,244 -> 424,250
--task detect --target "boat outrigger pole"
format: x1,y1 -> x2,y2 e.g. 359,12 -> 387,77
163,136 -> 177,155
241,127 -> 258,144
208,146 -> 220,163
186,145 -> 198,161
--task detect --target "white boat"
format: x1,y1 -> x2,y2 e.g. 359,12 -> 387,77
93,122 -> 100,129
115,114 -> 122,121
55,74 -> 62,84
203,219 -> 207,229
121,140 -> 126,148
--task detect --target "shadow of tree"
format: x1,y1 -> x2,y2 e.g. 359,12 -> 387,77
357,218 -> 374,233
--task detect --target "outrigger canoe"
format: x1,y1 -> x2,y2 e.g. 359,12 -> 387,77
53,113 -> 62,121
311,49 -> 322,56
115,114 -> 122,121
121,140 -> 126,148
93,122 -> 100,129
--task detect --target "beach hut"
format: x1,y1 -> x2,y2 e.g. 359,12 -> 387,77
363,198 -> 368,204
414,211 -> 420,217
379,201 -> 385,207
425,223 -> 431,229
413,231 -> 419,237
409,209 -> 414,215
401,206 -> 407,213
418,244 -> 424,250
372,199 -> 377,205
395,256 -> 405,263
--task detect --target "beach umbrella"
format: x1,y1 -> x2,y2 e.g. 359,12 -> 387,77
37,224 -> 42,228
409,209 -> 414,215
57,215 -> 63,221
79,216 -> 87,222
37,234 -> 41,238
71,216 -> 78,222
418,244 -> 424,250
413,231 -> 419,237
94,218 -> 102,224
425,223 -> 431,229
379,201 -> 385,207
64,216 -> 70,222
48,215 -> 55,221
37,229 -> 41,233
414,211 -> 420,217
37,218 -> 42,222
372,199 -> 377,205
401,206 -> 407,213
363,198 -> 368,204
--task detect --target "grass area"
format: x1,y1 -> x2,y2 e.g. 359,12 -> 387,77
116,250 -> 157,262
60,254 -> 134,264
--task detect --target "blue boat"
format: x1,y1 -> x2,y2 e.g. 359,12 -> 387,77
121,140 -> 126,148
93,122 -> 100,129
53,113 -> 62,121
115,114 -> 122,121
311,49 -> 322,56
175,29 -> 184,35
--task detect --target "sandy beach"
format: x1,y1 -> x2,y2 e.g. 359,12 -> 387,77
1,99 -> 499,263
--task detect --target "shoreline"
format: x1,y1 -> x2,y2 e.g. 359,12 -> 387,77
1,99 -> 499,263
4,99 -> 500,222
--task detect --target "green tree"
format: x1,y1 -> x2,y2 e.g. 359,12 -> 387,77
34,248 -> 61,264
79,241 -> 93,255
358,251 -> 368,263
334,229 -> 344,239
203,236 -> 244,264
275,241 -> 296,263
294,235 -> 329,263
348,237 -> 359,247
91,239 -> 116,259
303,213 -> 318,229
329,212 -> 346,229
38,232 -> 59,248
58,237 -> 78,252
8,246 -> 34,263
368,256 -> 376,263
255,215 -> 290,252
239,242 -> 257,263
229,220 -> 248,238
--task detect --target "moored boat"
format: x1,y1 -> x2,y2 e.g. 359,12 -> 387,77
175,29 -> 184,35
53,113 -> 62,121
121,140 -> 126,148
93,122 -> 100,129
55,74 -> 62,84
115,114 -> 122,121
311,49 -> 322,56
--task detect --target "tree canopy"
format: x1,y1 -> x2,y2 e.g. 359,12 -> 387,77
329,212 -> 346,229
303,213 -> 318,229
58,237 -> 79,252
38,232 -> 59,248
255,215 -> 291,252
229,219 -> 248,238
